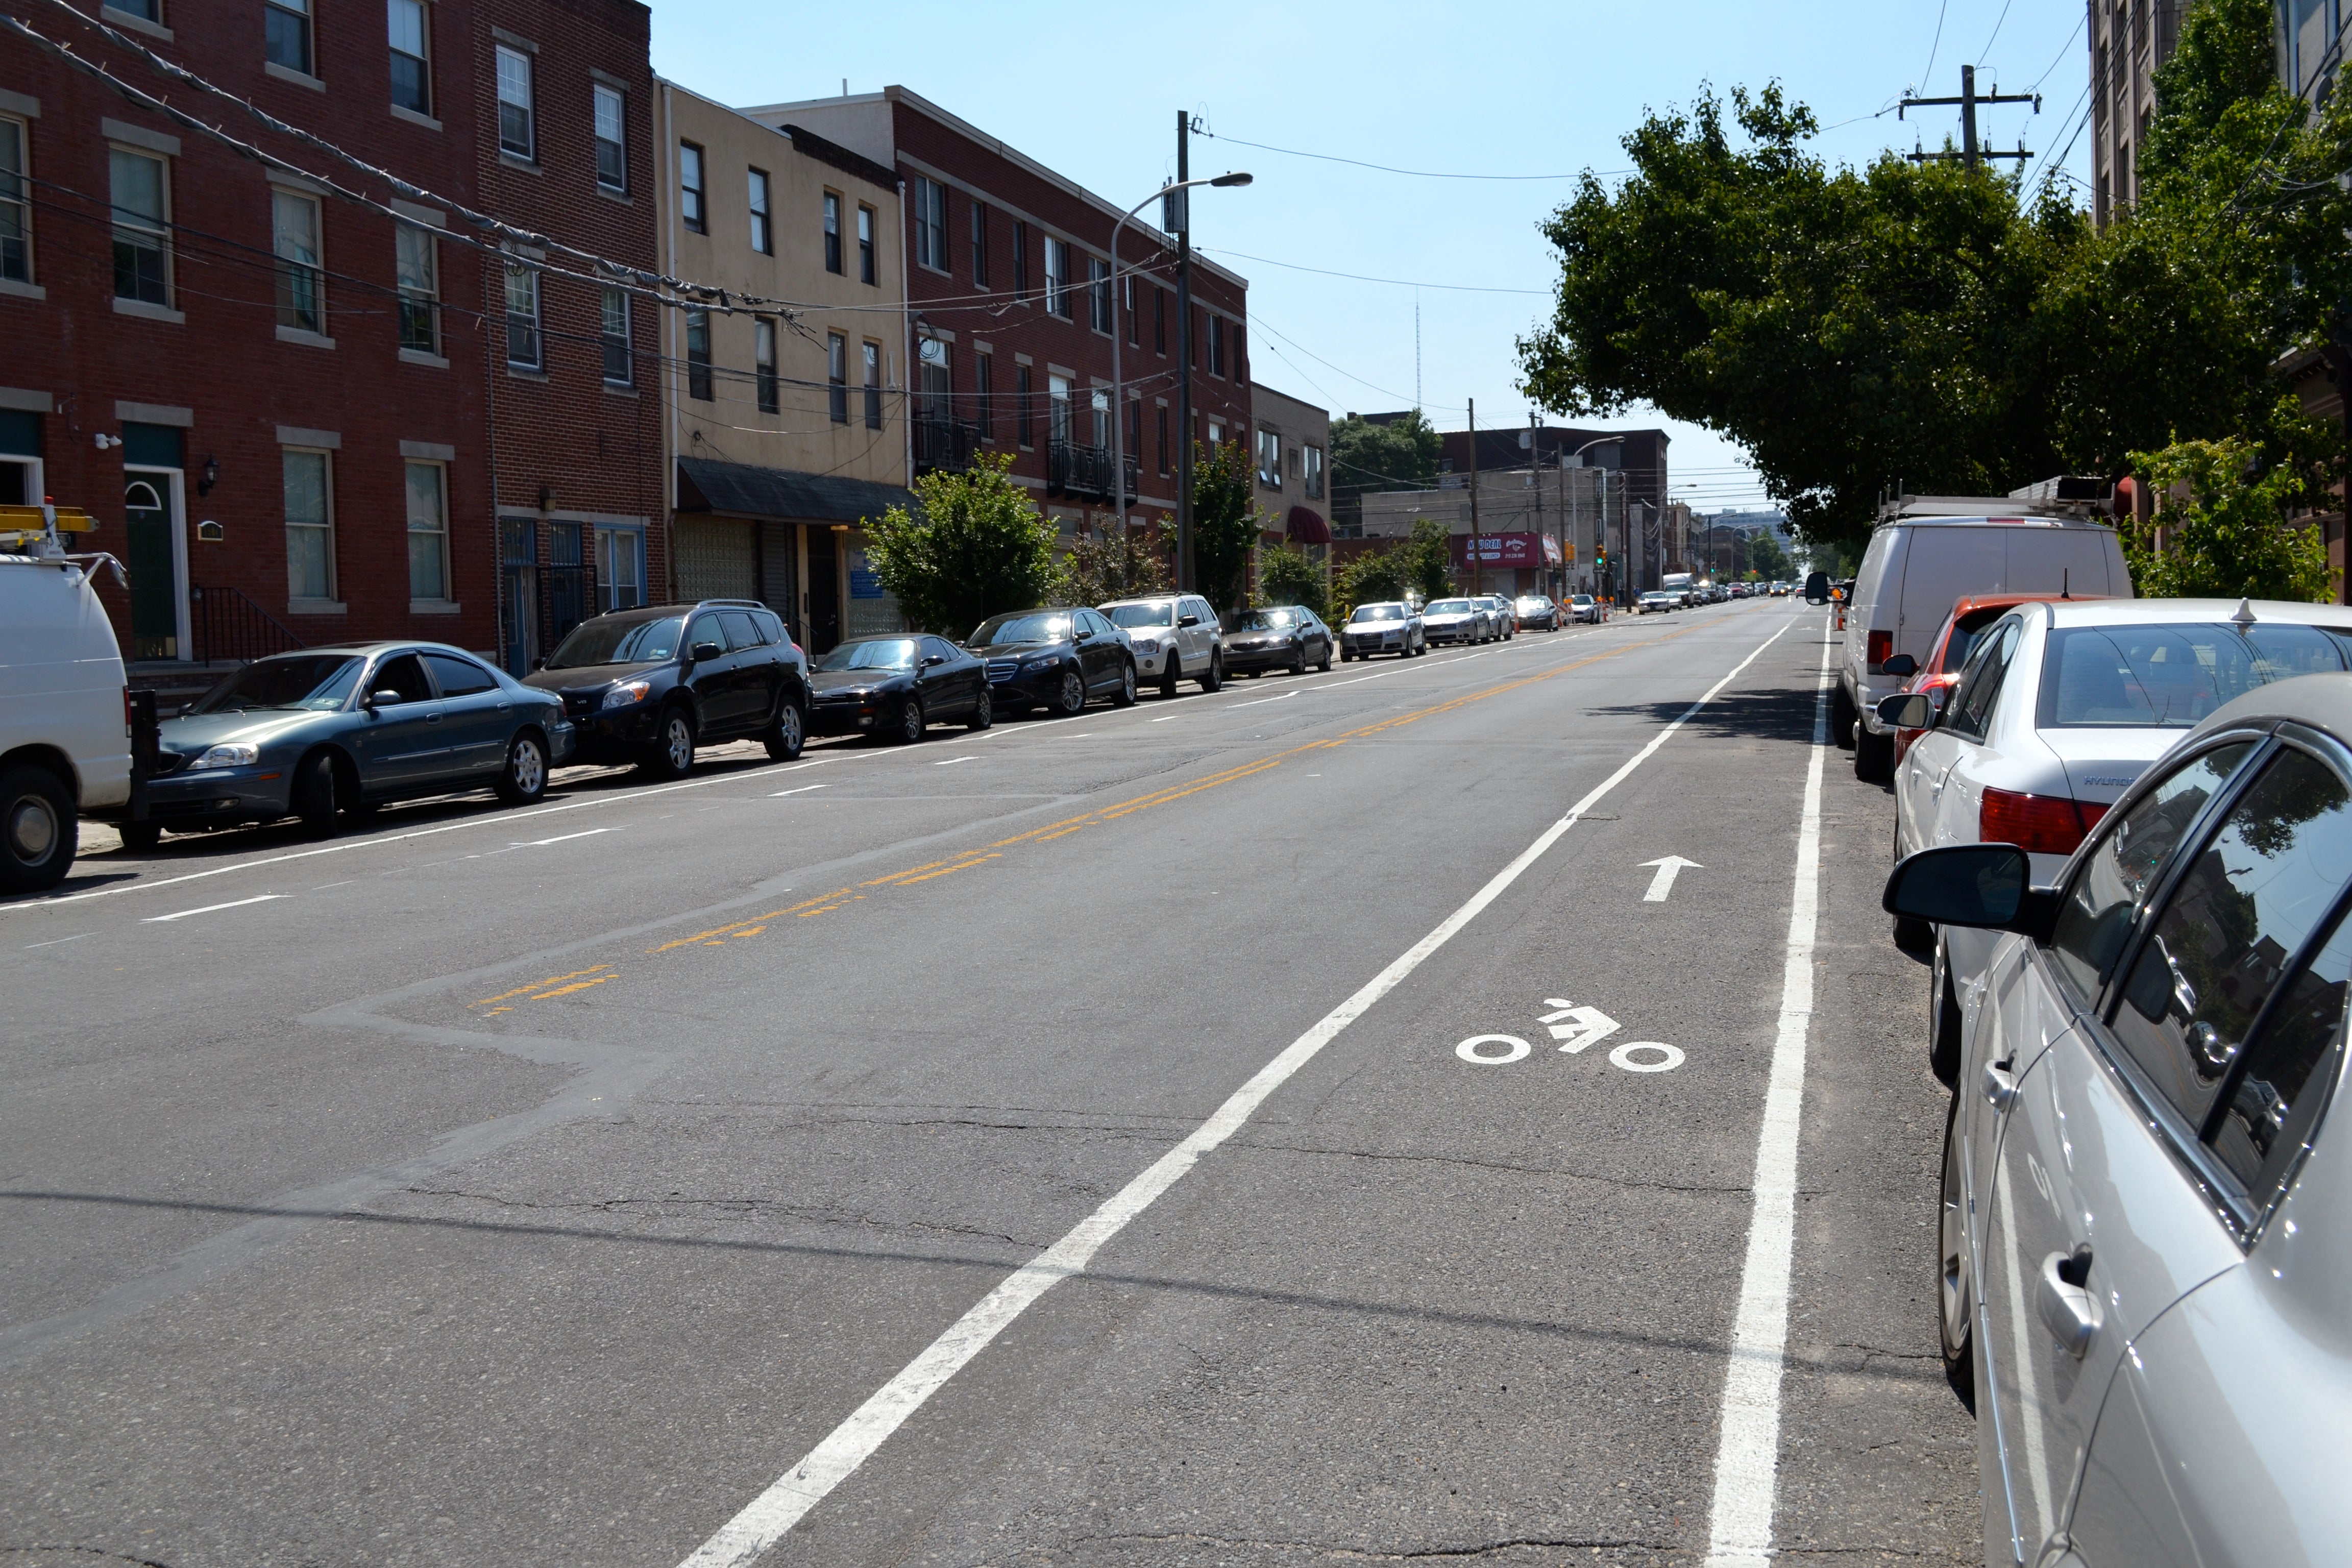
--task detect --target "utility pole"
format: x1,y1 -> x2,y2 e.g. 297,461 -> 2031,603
1174,110 -> 1193,594
1901,65 -> 2039,170
1529,411 -> 1546,599
1466,398 -> 1480,598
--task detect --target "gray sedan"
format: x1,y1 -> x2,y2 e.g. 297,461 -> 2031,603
1886,671 -> 2352,1568
136,643 -> 575,847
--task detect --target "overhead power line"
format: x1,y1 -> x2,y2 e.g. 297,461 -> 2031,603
1193,127 -> 1623,182
1197,248 -> 1549,296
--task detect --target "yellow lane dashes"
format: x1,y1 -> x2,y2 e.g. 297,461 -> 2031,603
474,964 -> 610,1008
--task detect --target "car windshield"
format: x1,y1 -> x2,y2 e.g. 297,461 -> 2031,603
817,638 -> 920,672
1106,602 -> 1173,629
1571,596 -> 1594,605
1228,609 -> 1293,631
1351,604 -> 1404,623
1427,600 -> 1473,614
1940,617 -> 2003,674
2041,622 -> 2352,728
970,612 -> 1074,646
188,654 -> 363,714
546,614 -> 686,669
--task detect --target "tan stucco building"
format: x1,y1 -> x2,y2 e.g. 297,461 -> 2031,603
1250,382 -> 1331,574
656,80 -> 911,648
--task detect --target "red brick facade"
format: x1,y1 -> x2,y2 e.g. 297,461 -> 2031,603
0,0 -> 659,683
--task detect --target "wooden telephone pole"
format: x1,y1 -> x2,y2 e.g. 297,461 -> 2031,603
1901,65 -> 2039,169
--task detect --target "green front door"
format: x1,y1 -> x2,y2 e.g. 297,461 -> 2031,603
124,473 -> 176,660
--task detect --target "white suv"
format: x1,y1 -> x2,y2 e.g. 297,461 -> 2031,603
1101,594 -> 1224,695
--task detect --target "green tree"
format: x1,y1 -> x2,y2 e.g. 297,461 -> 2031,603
1058,513 -> 1171,606
1746,529 -> 1790,580
1333,547 -> 1410,624
1330,410 -> 1443,529
863,453 -> 1062,636
2122,433 -> 2335,602
1257,541 -> 1328,616
1190,438 -> 1263,614
1395,516 -> 1456,602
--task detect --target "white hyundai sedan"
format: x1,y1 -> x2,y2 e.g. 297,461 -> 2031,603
1883,597 -> 2352,1081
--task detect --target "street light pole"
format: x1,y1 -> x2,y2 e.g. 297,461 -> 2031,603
1109,167 -> 1248,596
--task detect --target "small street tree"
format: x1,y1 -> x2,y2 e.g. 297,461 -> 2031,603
1333,548 -> 1409,623
1190,438 -> 1263,614
1329,410 -> 1443,530
2124,434 -> 2335,602
863,453 -> 1061,637
1257,541 -> 1328,616
1058,513 -> 1172,606
1396,517 -> 1456,602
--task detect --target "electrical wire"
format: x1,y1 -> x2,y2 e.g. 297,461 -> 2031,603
1193,127 -> 1620,182
1921,0 -> 1951,93
1196,248 -> 1548,296
1976,0 -> 2017,68
2029,11 -> 2089,91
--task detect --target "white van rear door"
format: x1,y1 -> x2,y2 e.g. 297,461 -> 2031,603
1895,526 -> 2004,660
2006,526 -> 2121,598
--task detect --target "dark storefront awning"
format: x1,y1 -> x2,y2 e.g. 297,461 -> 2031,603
676,457 -> 914,525
1285,505 -> 1333,545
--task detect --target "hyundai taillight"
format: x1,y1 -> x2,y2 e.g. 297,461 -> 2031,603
1980,787 -> 2105,857
1867,629 -> 1893,669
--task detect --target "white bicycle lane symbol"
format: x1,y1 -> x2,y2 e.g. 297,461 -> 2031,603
1456,996 -> 1684,1073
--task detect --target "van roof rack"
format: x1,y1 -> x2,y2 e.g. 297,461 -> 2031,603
1877,487 -> 2113,524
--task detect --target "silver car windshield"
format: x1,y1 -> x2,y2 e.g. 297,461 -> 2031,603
2040,623 -> 2352,728
1427,600 -> 1473,614
1352,605 -> 1404,623
187,654 -> 363,714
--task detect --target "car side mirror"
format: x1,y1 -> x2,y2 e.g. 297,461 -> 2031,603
1073,627 -> 1093,641
1881,652 -> 1918,678
691,641 -> 725,663
367,689 -> 402,710
532,655 -> 548,670
922,653 -> 947,667
1804,571 -> 1830,605
1178,613 -> 1199,627
1882,844 -> 2056,939
1877,692 -> 1936,729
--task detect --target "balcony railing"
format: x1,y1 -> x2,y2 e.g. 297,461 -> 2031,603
1048,439 -> 1139,504
913,416 -> 983,476
188,583 -> 306,665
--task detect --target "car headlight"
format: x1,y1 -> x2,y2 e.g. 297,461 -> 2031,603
602,680 -> 653,709
190,743 -> 260,770
1021,653 -> 1062,670
1131,636 -> 1159,653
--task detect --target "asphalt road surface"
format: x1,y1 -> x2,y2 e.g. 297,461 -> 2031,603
4,600 -> 1981,1567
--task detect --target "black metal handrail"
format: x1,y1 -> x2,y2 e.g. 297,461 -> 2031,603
188,583 -> 305,664
1048,440 -> 1139,503
913,416 -> 983,475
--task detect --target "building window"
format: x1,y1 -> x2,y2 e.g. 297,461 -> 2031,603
396,222 -> 437,353
496,45 -> 534,159
1048,374 -> 1072,447
970,200 -> 988,287
283,448 -> 335,601
112,0 -> 159,16
406,459 -> 448,601
504,262 -> 540,369
679,141 -> 705,232
974,351 -> 996,443
1,117 -> 31,284
1045,235 -> 1070,318
1304,443 -> 1325,500
857,204 -> 876,285
1124,277 -> 1138,347
595,523 -> 643,611
1156,404 -> 1168,475
1017,364 -> 1033,448
755,317 -> 778,413
1154,286 -> 1165,355
863,340 -> 883,430
600,287 -> 630,385
746,166 -> 771,253
1256,428 -> 1281,488
1088,255 -> 1110,333
914,175 -> 946,272
685,309 -> 713,400
594,84 -> 626,192
1126,396 -> 1141,465
109,148 -> 169,305
827,332 -> 848,423
388,0 -> 430,114
822,191 -> 842,274
265,0 -> 313,75
1209,315 -> 1227,377
1208,419 -> 1225,447
272,189 -> 323,333
1012,219 -> 1028,300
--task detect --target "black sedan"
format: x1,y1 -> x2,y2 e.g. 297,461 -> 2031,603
524,599 -> 808,777
1221,606 -> 1334,676
968,607 -> 1138,716
137,643 -> 576,844
808,634 -> 992,743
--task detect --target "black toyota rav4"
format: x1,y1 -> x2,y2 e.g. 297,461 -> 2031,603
523,600 -> 810,777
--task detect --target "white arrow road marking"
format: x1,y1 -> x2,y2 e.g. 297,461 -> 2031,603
1639,854 -> 1703,902
142,894 -> 286,923
770,784 -> 827,797
1539,998 -> 1622,1054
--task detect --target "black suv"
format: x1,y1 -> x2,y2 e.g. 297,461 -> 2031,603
524,600 -> 810,777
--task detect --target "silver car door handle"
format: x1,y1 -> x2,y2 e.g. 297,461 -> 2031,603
1982,1061 -> 2018,1111
2035,1250 -> 2100,1357
425,712 -> 442,724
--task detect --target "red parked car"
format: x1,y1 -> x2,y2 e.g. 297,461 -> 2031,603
1888,594 -> 2103,764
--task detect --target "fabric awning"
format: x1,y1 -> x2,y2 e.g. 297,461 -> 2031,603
676,457 -> 913,525
1285,505 -> 1333,545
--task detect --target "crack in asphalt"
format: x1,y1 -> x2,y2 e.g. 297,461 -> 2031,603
0,1547 -> 183,1567
1236,1140 -> 1759,1195
400,1186 -> 1049,1248
1068,1532 -> 1671,1560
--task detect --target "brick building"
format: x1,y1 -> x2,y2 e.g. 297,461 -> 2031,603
741,88 -> 1253,561
0,0 -> 662,696
2090,0 -> 2180,228
1251,382 -> 1332,577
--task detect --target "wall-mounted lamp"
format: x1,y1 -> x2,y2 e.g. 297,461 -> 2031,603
93,432 -> 122,451
537,484 -> 554,512
197,519 -> 225,542
197,455 -> 219,497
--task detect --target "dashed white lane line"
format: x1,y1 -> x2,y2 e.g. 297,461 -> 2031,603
513,828 -> 612,848
141,894 -> 287,923
770,784 -> 828,798
1225,691 -> 1296,710
935,756 -> 973,766
23,931 -> 94,948
1700,614 -> 1834,1568
675,613 -> 1800,1568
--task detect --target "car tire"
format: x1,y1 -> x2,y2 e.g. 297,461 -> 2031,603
644,706 -> 697,779
1938,1084 -> 1975,1403
496,729 -> 550,805
1831,681 -> 1857,749
1290,646 -> 1308,676
764,699 -> 807,761
1111,662 -> 1137,708
1929,939 -> 1966,1085
1160,652 -> 1183,697
968,687 -> 995,731
895,696 -> 926,744
1855,724 -> 1894,784
1198,654 -> 1222,693
1317,646 -> 1333,672
292,751 -> 339,839
118,820 -> 162,852
0,763 -> 76,894
1051,667 -> 1087,717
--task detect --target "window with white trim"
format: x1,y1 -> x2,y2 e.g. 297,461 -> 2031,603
600,287 -> 631,385
594,84 -> 626,192
110,148 -> 169,304
389,0 -> 431,114
0,116 -> 29,284
265,0 -> 313,75
822,190 -> 841,273
496,45 -> 534,159
595,523 -> 643,611
755,317 -> 778,414
1088,255 -> 1110,333
1256,427 -> 1281,488
504,262 -> 541,369
272,188 -> 323,333
857,204 -> 875,284
395,222 -> 437,353
406,459 -> 448,600
827,332 -> 848,423
679,141 -> 705,233
913,176 -> 946,272
862,340 -> 882,430
748,166 -> 771,254
283,448 -> 335,601
1304,443 -> 1325,500
1044,235 -> 1069,318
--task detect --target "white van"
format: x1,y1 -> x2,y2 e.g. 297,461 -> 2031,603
1,529 -> 134,893
1837,495 -> 2129,782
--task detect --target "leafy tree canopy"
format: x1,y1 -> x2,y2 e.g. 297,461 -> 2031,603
1059,514 -> 1171,607
1330,410 -> 1443,526
863,454 -> 1062,636
2123,432 -> 2334,600
1190,438 -> 1263,614
1257,541 -> 1329,616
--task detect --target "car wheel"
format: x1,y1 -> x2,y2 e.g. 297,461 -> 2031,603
118,820 -> 162,852
968,687 -> 995,730
1198,654 -> 1222,693
0,763 -> 76,894
1290,645 -> 1308,676
1048,666 -> 1087,717
1938,1084 -> 1975,1402
1831,681 -> 1857,750
1160,652 -> 1183,697
764,699 -> 807,761
1317,645 -> 1333,672
644,706 -> 697,778
1340,650 -> 1355,663
1855,724 -> 1894,784
1929,938 -> 1966,1085
496,730 -> 549,804
292,751 -> 339,839
1111,662 -> 1137,708
895,696 -> 926,744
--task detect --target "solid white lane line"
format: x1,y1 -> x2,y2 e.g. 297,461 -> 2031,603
770,784 -> 827,798
514,828 -> 612,848
1700,614 -> 1834,1568
1225,691 -> 1296,709
23,932 -> 94,948
141,894 -> 287,923
676,613 -> 1799,1568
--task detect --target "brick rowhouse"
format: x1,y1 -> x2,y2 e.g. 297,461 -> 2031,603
0,0 -> 661,695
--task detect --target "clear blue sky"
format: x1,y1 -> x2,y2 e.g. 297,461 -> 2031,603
651,2 -> 2092,516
